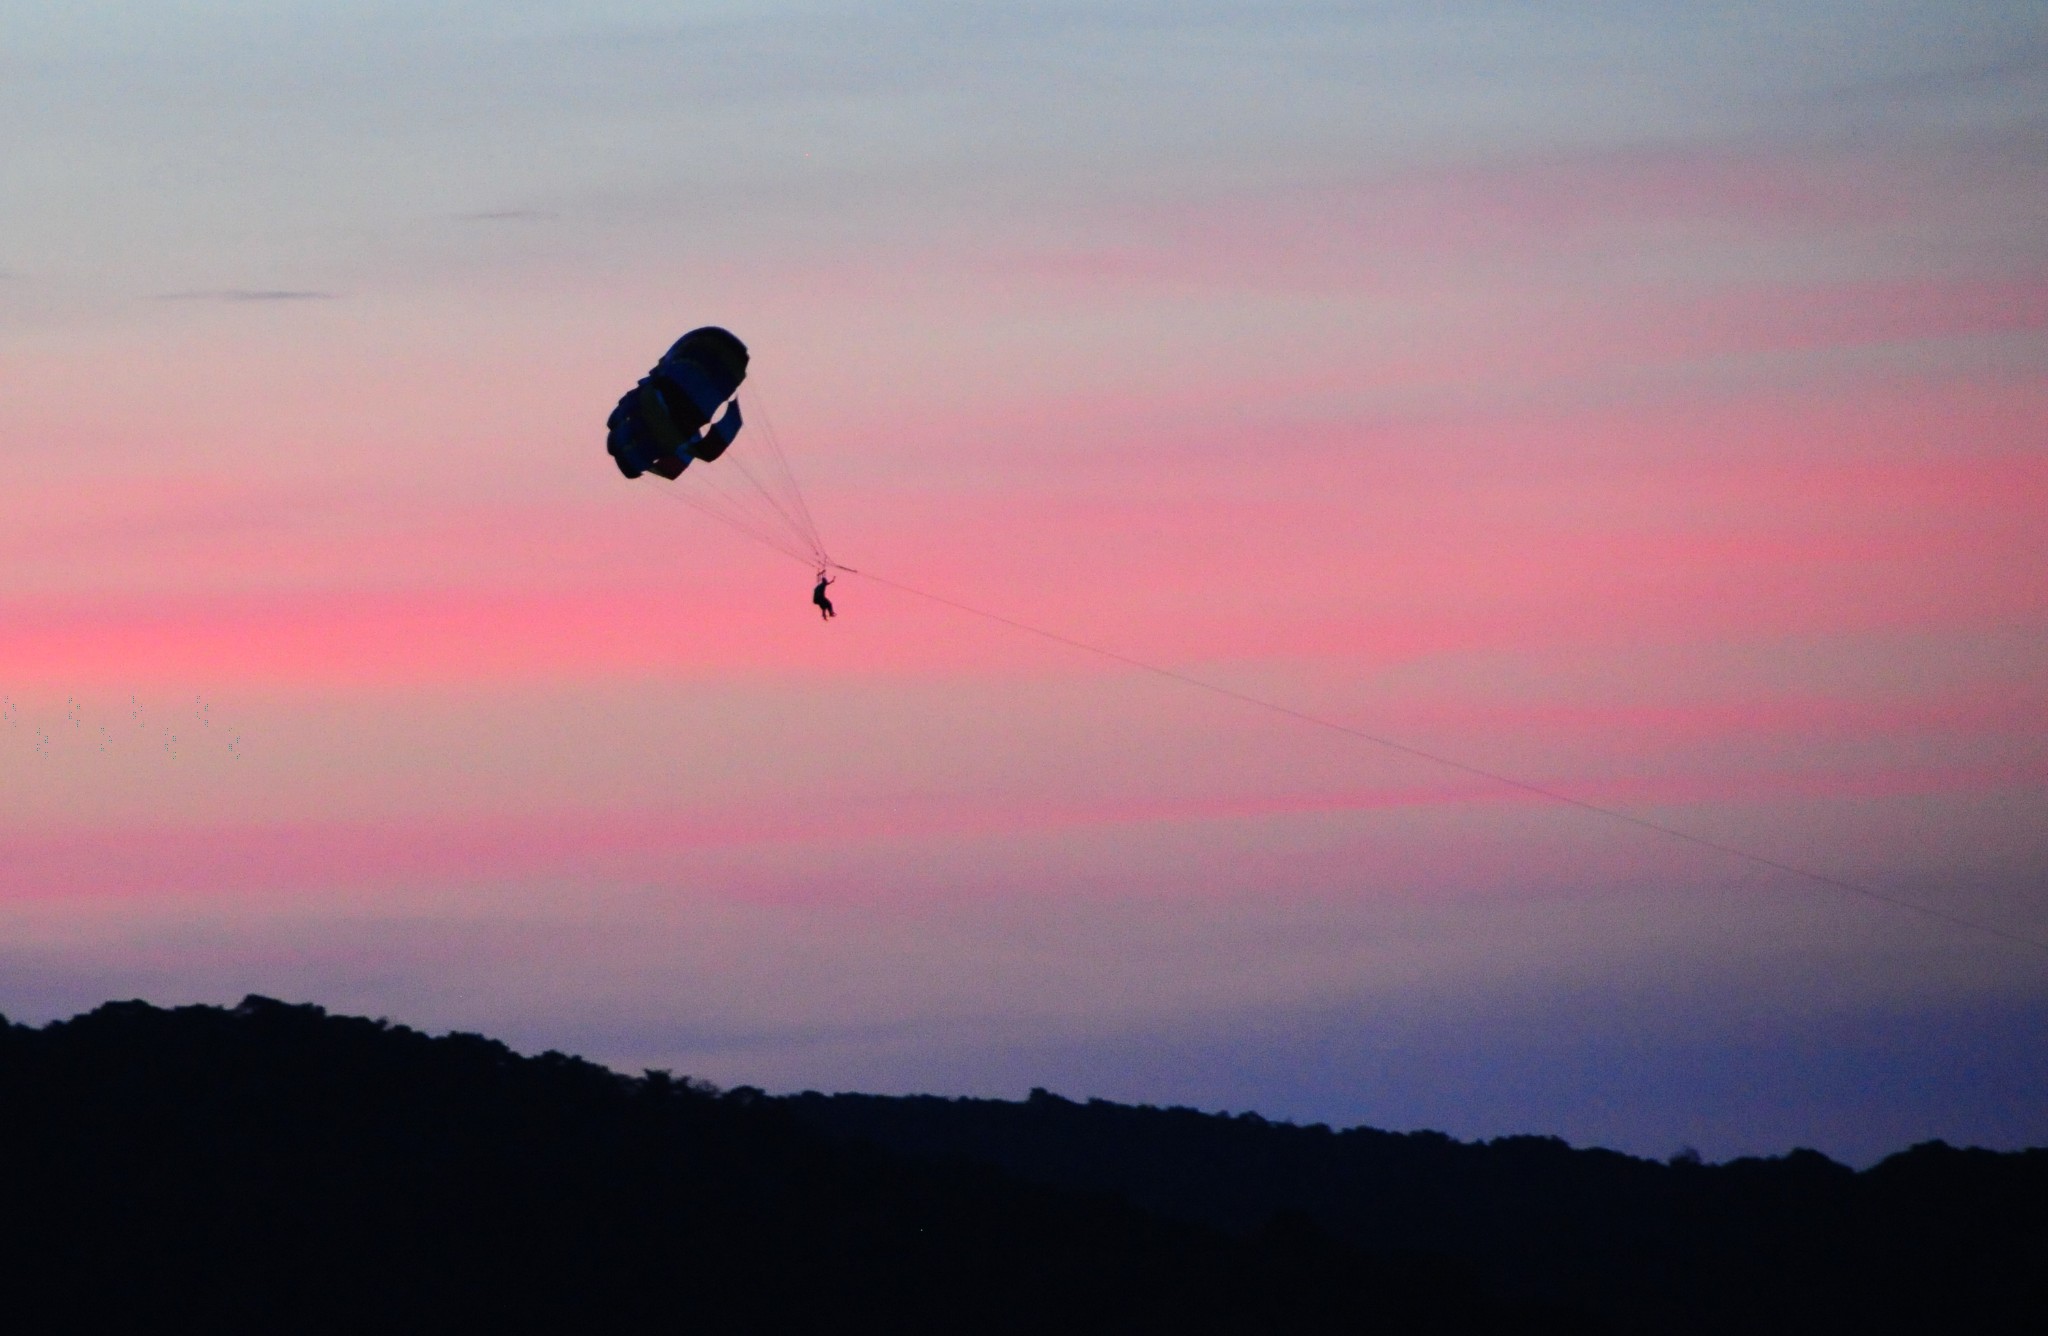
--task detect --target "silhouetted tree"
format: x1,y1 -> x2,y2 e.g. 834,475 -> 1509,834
0,998 -> 1567,1335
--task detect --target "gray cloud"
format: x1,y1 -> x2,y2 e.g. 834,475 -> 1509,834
455,208 -> 557,222
150,289 -> 338,302
1831,43 -> 2048,104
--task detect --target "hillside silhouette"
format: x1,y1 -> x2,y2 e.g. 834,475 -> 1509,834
0,998 -> 1563,1334
1,999 -> 2040,1334
786,1091 -> 2048,1334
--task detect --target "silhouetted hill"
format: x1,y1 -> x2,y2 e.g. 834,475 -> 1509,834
0,999 -> 1563,1335
784,1089 -> 2048,1335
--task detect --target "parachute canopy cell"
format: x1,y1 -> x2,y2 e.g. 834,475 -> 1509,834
607,327 -> 749,480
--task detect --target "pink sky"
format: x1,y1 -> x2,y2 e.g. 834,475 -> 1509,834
3,2 -> 2044,1161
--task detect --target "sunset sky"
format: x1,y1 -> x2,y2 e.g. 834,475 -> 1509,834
3,1 -> 2044,1163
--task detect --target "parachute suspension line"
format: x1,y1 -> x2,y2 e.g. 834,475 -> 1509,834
641,474 -> 819,568
642,379 -> 831,570
684,443 -> 810,556
607,325 -> 827,568
733,373 -> 828,566
827,562 -> 2048,959
638,391 -> 831,569
631,385 -> 831,569
728,447 -> 823,565
746,387 -> 827,563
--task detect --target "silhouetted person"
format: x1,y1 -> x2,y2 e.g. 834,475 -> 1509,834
812,572 -> 835,620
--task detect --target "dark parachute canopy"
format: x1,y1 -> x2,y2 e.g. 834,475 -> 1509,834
605,326 -> 828,567
607,326 -> 749,480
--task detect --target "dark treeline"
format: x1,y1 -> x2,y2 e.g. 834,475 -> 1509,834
0,998 -> 1567,1334
784,1092 -> 2048,1334
1,999 -> 2040,1333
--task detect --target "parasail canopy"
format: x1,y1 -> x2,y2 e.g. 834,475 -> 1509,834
606,326 -> 750,480
605,325 -> 828,568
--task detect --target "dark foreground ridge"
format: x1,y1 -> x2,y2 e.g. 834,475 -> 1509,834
787,1091 -> 2048,1334
1,1000 -> 2040,1334
0,998 -> 1561,1334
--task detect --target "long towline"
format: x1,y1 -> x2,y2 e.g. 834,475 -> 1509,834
828,561 -> 2048,958
626,466 -> 2043,956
